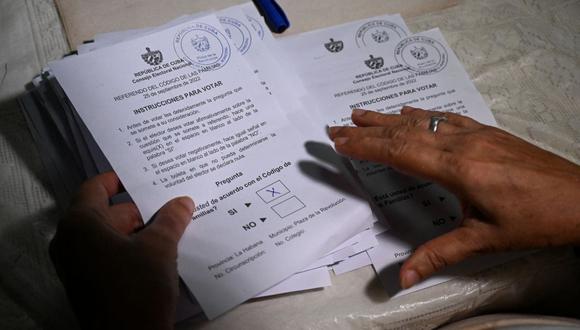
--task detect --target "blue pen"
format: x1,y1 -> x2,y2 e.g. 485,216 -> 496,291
252,0 -> 290,33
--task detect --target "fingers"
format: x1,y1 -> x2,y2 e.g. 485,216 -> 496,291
139,197 -> 195,246
350,108 -> 453,135
399,225 -> 493,289
401,106 -> 482,129
350,107 -> 480,135
328,125 -> 451,152
108,203 -> 143,235
74,172 -> 122,209
333,136 -> 457,185
328,107 -> 484,185
350,109 -> 405,128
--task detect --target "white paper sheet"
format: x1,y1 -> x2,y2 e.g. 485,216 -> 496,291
50,13 -> 372,319
255,267 -> 331,298
217,5 -> 307,114
293,28 -> 500,295
71,4 -> 359,300
326,228 -> 378,263
298,28 -> 495,226
332,251 -> 372,275
278,13 -> 410,71
78,4 -> 310,131
76,15 -> 205,54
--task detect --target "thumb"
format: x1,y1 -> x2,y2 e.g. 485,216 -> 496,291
140,197 -> 195,245
399,226 -> 490,289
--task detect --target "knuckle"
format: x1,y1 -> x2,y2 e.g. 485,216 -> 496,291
329,126 -> 345,138
385,126 -> 409,140
401,115 -> 422,128
360,136 -> 381,152
450,113 -> 480,127
448,155 -> 477,183
77,173 -> 107,194
363,112 -> 380,124
409,117 -> 422,128
129,204 -> 140,217
484,130 -> 510,152
462,131 -> 495,154
486,127 -> 510,142
461,133 -> 479,147
379,127 -> 391,138
385,138 -> 409,159
456,228 -> 488,255
400,106 -> 415,114
418,245 -> 448,271
126,205 -> 142,226
407,107 -> 430,116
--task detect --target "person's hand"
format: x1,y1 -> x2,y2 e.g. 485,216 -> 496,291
50,172 -> 195,330
329,107 -> 580,289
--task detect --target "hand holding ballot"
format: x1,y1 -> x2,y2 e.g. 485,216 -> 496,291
329,107 -> 580,289
50,106 -> 580,329
50,172 -> 194,330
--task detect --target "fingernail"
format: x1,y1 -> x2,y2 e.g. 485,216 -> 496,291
178,196 -> 195,213
333,137 -> 349,146
327,126 -> 341,139
352,109 -> 367,117
401,270 -> 420,289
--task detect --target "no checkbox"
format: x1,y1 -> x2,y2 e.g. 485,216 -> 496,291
271,196 -> 305,218
256,180 -> 290,203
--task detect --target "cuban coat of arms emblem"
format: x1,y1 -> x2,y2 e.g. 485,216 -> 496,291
410,46 -> 429,60
141,47 -> 163,66
324,38 -> 344,53
192,35 -> 210,52
364,55 -> 384,70
371,30 -> 389,43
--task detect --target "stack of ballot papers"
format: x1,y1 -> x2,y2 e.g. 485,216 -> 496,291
19,2 -> 516,320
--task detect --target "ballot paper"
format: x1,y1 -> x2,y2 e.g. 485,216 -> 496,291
49,13 -> 372,319
79,4 -> 307,116
278,13 -> 410,70
76,15 -> 205,54
217,5 -> 307,114
72,5 -> 364,301
255,267 -> 331,297
290,27 -> 502,290
296,28 -> 496,125
298,28 -> 496,217
332,251 -> 373,275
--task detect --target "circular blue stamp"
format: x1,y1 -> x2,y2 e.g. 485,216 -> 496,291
355,20 -> 408,47
219,16 -> 253,55
173,23 -> 231,71
394,35 -> 448,75
246,16 -> 265,40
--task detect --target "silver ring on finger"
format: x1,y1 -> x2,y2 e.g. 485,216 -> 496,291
428,116 -> 448,133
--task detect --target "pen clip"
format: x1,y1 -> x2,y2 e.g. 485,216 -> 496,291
252,0 -> 290,34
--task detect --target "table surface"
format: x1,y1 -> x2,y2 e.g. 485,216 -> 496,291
0,0 -> 579,329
